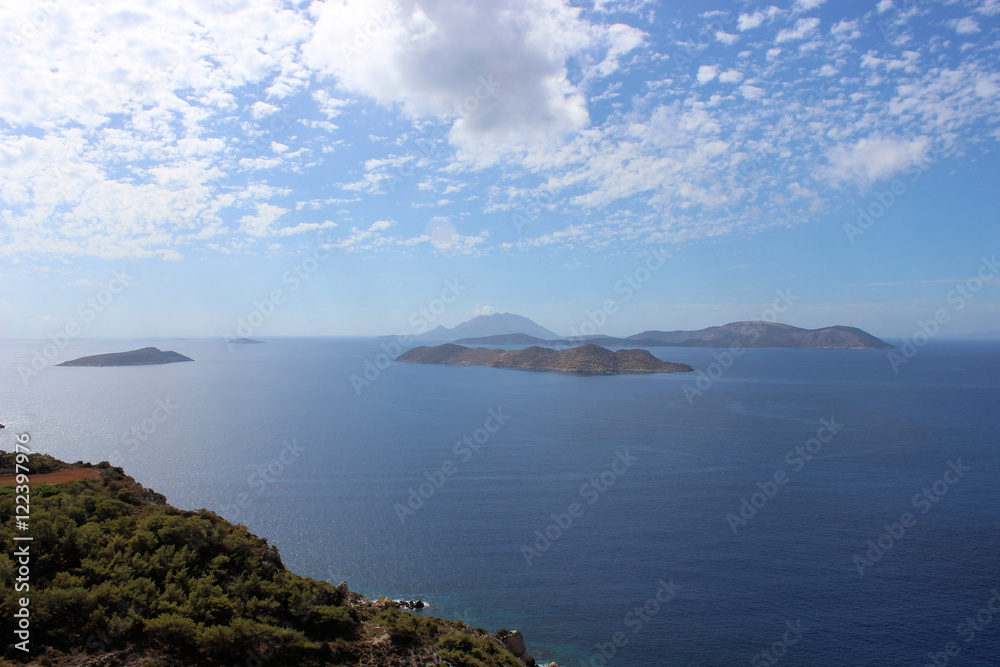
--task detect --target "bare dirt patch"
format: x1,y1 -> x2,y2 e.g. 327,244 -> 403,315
0,467 -> 100,487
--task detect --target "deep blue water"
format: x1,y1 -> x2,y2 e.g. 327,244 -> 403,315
1,337 -> 998,666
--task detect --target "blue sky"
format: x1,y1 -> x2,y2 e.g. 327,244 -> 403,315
1,0 -> 998,339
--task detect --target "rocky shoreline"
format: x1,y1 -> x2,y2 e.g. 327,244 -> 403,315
365,596 -> 553,666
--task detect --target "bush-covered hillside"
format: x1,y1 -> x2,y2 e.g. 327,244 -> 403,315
0,452 -> 524,667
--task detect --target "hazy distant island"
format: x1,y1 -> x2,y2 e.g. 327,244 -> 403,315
415,312 -> 560,340
397,343 -> 694,374
455,320 -> 893,350
229,337 -> 265,344
57,346 -> 194,367
392,312 -> 891,350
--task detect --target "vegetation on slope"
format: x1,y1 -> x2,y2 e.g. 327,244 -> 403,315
0,452 -> 523,666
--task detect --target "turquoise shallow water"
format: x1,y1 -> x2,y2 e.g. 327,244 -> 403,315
1,337 -> 998,666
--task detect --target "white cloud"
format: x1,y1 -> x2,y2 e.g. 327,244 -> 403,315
595,22 -> 647,77
312,90 -> 349,119
1,0 -> 998,265
877,0 -> 894,13
831,19 -> 861,41
975,74 -> 999,98
592,0 -> 657,14
794,0 -> 827,11
339,155 -> 420,194
0,0 -> 315,259
719,69 -> 743,83
951,17 -> 981,34
776,18 -> 820,43
335,221 -> 396,251
824,137 -> 930,186
334,217 -> 485,254
239,204 -> 289,237
975,0 -> 1000,16
303,0 -> 643,163
251,102 -> 280,120
272,220 -> 338,236
738,6 -> 781,31
738,11 -> 765,31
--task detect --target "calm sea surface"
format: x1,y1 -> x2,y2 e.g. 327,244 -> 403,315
1,337 -> 998,666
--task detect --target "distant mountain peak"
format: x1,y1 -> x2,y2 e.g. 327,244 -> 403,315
414,312 -> 559,340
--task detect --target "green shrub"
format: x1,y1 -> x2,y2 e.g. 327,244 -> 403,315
306,604 -> 356,639
145,613 -> 200,649
375,608 -> 421,645
436,630 -> 522,667
196,623 -> 237,659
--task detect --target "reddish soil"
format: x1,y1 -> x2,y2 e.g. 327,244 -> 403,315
0,468 -> 100,487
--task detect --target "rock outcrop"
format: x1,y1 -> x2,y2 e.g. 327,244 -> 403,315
499,629 -> 550,666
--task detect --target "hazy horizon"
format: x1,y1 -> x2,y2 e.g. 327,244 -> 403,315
3,315 -> 999,341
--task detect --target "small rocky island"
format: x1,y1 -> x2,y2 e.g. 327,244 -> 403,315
230,337 -> 265,344
397,343 -> 693,374
57,347 -> 193,367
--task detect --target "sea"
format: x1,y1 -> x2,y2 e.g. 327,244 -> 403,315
1,337 -> 998,666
